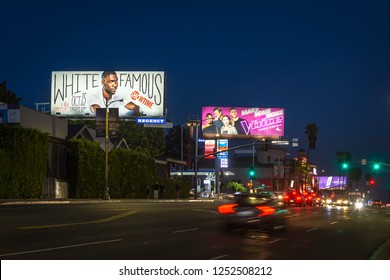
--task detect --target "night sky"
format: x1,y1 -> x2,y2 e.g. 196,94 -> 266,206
1,0 -> 389,200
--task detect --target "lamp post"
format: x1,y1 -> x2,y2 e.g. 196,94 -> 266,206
103,98 -> 123,200
187,119 -> 201,199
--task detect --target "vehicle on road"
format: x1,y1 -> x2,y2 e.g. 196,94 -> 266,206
370,200 -> 383,207
284,190 -> 306,207
217,192 -> 287,233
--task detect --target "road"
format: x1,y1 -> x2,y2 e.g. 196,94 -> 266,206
0,200 -> 389,260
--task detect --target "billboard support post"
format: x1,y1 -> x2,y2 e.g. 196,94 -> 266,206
104,98 -> 123,200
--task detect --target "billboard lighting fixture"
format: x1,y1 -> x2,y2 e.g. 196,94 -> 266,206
271,140 -> 289,145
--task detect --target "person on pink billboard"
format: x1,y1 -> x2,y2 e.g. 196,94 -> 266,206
213,107 -> 224,133
229,107 -> 250,135
220,115 -> 238,135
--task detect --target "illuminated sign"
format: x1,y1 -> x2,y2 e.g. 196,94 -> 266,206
317,176 -> 347,189
51,71 -> 165,118
136,118 -> 166,124
217,139 -> 228,168
201,106 -> 284,139
204,140 -> 215,159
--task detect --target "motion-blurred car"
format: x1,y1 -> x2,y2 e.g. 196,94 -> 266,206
302,191 -> 315,206
284,190 -> 306,207
273,191 -> 285,205
217,192 -> 287,233
370,200 -> 382,207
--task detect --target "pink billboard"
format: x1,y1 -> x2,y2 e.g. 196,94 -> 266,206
201,107 -> 284,139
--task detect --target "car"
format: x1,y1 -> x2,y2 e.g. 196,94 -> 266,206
370,200 -> 382,207
217,192 -> 287,233
302,191 -> 315,206
273,191 -> 285,205
284,190 -> 306,207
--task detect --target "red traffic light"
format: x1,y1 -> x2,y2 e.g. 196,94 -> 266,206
369,179 -> 375,186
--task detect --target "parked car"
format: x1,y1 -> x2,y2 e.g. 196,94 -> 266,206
284,190 -> 306,207
217,192 -> 287,233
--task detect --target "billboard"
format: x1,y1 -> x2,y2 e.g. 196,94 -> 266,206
201,106 -> 284,139
51,71 -> 165,118
317,176 -> 347,189
0,104 -> 20,124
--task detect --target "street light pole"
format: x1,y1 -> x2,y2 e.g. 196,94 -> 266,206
187,118 -> 201,199
103,98 -> 123,200
194,120 -> 200,199
104,101 -> 110,200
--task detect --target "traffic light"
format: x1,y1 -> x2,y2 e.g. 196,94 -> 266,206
373,162 -> 380,171
369,179 -> 375,186
249,167 -> 255,180
220,170 -> 225,178
341,162 -> 349,170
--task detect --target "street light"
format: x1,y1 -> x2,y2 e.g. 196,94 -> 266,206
104,98 -> 123,200
187,119 -> 201,199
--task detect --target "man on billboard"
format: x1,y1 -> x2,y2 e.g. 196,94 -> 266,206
229,107 -> 249,135
213,107 -> 224,133
202,112 -> 218,134
89,71 -> 142,116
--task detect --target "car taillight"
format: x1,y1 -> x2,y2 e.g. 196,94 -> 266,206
218,204 -> 238,214
297,196 -> 302,200
256,206 -> 276,216
284,195 -> 289,199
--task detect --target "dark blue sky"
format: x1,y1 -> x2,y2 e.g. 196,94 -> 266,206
1,0 -> 390,199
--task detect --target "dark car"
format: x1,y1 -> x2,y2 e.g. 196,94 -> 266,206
217,192 -> 287,233
284,190 -> 306,207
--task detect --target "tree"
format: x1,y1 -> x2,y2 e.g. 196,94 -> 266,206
227,181 -> 246,193
0,81 -> 22,104
349,167 -> 362,190
304,123 -> 318,191
305,123 -> 318,149
119,121 -> 165,158
164,125 -> 186,159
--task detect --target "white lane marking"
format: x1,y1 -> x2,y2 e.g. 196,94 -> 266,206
307,228 -> 318,232
0,239 -> 123,257
268,238 -> 280,244
210,254 -> 229,260
172,228 -> 199,234
330,221 -> 338,225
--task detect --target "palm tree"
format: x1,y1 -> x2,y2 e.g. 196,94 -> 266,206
304,123 -> 319,191
305,123 -> 318,150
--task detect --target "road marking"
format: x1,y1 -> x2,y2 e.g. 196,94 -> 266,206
306,228 -> 318,232
16,210 -> 138,230
172,228 -> 199,234
210,254 -> 229,260
330,221 -> 338,224
0,239 -> 123,257
268,238 -> 280,244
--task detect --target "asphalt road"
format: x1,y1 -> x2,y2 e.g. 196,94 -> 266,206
0,200 -> 389,260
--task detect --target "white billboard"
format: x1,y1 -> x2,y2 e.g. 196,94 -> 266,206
51,71 -> 165,118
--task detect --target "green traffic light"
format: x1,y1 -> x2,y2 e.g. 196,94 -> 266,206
249,167 -> 255,179
373,162 -> 380,170
341,162 -> 348,169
